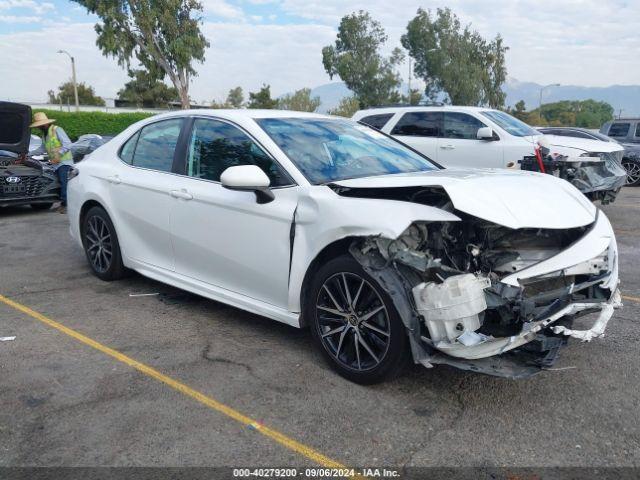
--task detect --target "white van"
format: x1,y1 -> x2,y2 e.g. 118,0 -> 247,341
352,106 -> 624,169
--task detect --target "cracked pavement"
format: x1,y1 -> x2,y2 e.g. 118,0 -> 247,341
1,188 -> 640,469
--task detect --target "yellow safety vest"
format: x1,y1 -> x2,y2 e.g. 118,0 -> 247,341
45,125 -> 72,164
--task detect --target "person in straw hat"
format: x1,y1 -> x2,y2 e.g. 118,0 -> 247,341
30,112 -> 73,214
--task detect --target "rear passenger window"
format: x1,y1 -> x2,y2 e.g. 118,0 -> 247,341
131,119 -> 183,172
359,113 -> 394,131
391,112 -> 442,137
608,123 -> 630,138
119,132 -> 139,165
635,124 -> 640,138
443,113 -> 487,139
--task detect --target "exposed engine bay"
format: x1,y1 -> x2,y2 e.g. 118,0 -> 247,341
331,184 -> 621,378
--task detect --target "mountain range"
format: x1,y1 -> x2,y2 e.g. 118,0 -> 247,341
309,78 -> 640,116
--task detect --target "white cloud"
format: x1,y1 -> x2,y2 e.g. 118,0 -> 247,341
274,0 -> 640,87
0,20 -> 334,103
201,0 -> 245,20
0,1 -> 639,104
0,0 -> 54,14
197,22 -> 335,101
0,23 -> 129,102
0,14 -> 41,22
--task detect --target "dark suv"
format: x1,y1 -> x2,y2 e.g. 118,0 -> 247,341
600,119 -> 640,185
0,102 -> 60,209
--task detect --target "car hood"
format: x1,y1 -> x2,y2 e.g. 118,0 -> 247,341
0,102 -> 32,155
543,134 -> 624,154
331,169 -> 596,230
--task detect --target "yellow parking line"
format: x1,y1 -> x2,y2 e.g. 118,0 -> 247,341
0,294 -> 347,469
622,295 -> 640,304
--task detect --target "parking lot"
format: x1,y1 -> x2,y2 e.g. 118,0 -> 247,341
1,188 -> 640,473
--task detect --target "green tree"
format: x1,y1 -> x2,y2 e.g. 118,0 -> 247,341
401,88 -> 423,106
278,88 -> 321,112
116,70 -> 179,108
247,84 -> 279,109
48,81 -> 105,106
533,100 -> 613,128
509,100 -> 528,120
327,96 -> 361,118
72,0 -> 209,109
322,11 -> 404,109
401,7 -> 508,107
226,86 -> 244,108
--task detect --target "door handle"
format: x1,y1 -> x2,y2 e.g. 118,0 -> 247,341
169,189 -> 193,200
440,144 -> 455,150
107,175 -> 121,184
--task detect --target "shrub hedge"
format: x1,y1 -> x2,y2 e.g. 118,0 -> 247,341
30,109 -> 156,141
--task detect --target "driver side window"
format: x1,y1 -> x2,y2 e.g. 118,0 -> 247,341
443,113 -> 487,140
187,119 -> 291,187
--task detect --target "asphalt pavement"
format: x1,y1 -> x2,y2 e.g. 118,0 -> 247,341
1,188 -> 640,475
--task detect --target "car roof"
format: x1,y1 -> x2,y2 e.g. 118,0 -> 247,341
538,126 -> 588,131
151,109 -> 334,122
354,105 -> 494,116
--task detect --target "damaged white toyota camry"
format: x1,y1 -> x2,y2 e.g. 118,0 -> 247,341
67,110 -> 621,384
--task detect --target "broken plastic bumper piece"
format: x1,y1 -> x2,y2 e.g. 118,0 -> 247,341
552,290 -> 621,341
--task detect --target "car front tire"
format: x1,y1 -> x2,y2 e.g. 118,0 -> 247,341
306,254 -> 409,384
81,206 -> 127,281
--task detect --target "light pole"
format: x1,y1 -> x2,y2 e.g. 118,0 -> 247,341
539,83 -> 560,121
57,50 -> 79,112
407,57 -> 412,101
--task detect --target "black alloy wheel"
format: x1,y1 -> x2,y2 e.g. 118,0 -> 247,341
307,255 -> 408,384
82,206 -> 127,281
622,160 -> 640,186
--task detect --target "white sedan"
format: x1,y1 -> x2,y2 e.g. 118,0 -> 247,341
67,110 -> 621,384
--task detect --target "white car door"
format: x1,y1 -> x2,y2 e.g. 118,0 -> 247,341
109,118 -> 185,271
169,117 -> 298,308
386,111 -> 441,162
437,112 -> 503,168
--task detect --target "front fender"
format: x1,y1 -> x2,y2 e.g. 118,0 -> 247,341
287,187 -> 460,312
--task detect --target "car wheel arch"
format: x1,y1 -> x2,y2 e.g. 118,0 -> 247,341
298,237 -> 356,328
79,200 -> 126,260
79,199 -> 106,231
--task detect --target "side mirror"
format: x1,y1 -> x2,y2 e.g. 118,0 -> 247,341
477,127 -> 496,141
220,165 -> 274,204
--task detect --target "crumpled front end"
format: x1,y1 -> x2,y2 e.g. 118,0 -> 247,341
520,152 -> 627,205
349,206 -> 620,379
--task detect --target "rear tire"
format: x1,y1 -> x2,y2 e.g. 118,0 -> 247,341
31,203 -> 53,211
306,254 -> 409,384
81,206 -> 126,281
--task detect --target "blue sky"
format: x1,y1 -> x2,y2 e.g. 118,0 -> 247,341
0,0 -> 319,33
1,0 -> 639,103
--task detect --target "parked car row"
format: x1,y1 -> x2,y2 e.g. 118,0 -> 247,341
353,106 -> 627,203
1,102 -> 623,384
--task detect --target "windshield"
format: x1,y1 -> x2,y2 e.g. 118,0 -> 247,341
256,118 -> 437,184
481,110 -> 539,137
